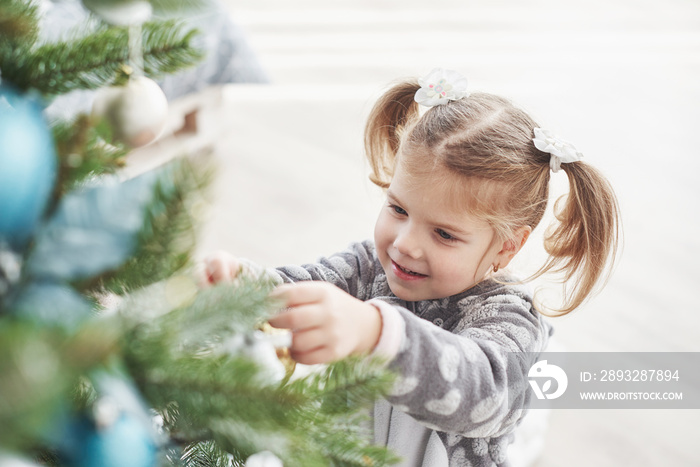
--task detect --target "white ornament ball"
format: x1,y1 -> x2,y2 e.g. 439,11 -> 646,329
82,0 -> 152,26
92,75 -> 168,148
221,331 -> 287,385
245,451 -> 283,467
0,450 -> 42,467
246,331 -> 288,385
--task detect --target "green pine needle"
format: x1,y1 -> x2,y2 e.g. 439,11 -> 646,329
149,0 -> 209,13
0,0 -> 39,44
291,356 -> 396,416
85,156 -> 214,295
52,114 -> 129,195
1,3 -> 392,467
142,20 -> 204,78
115,276 -> 398,467
0,20 -> 202,96
181,440 -> 235,467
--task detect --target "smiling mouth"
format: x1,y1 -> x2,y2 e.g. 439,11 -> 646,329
392,260 -> 428,278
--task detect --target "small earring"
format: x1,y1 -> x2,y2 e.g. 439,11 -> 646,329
493,264 -> 499,273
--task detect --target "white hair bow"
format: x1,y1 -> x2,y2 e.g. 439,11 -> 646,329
532,128 -> 583,173
414,68 -> 469,107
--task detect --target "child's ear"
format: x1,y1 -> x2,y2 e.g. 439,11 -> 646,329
495,226 -> 532,268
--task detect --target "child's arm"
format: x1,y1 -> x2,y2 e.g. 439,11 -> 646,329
271,240 -> 378,300
202,241 -> 379,300
371,287 -> 549,439
270,280 -> 545,437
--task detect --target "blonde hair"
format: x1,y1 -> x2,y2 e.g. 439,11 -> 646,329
364,79 -> 621,316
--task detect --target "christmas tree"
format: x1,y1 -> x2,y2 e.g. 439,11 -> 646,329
0,1 -> 397,466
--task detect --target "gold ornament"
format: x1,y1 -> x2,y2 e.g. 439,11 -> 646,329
258,321 -> 296,378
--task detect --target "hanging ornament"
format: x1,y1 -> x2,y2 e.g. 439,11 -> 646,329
0,451 -> 43,467
82,0 -> 153,26
0,86 -> 57,250
89,1 -> 168,149
58,372 -> 159,467
65,408 -> 157,467
245,450 -> 283,467
220,330 -> 290,385
92,70 -> 168,149
259,322 -> 296,378
0,245 -> 21,301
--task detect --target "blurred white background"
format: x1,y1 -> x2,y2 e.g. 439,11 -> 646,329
193,1 -> 700,465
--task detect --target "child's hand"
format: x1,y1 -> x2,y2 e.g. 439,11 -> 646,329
200,250 -> 241,287
269,282 -> 382,365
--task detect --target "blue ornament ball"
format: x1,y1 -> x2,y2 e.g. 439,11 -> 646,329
68,412 -> 157,467
0,85 -> 57,250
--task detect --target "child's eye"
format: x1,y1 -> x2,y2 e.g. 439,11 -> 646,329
390,204 -> 407,216
436,229 -> 456,241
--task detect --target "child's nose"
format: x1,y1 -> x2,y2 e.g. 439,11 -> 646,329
393,227 -> 423,259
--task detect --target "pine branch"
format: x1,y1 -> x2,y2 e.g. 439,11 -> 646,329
127,339 -> 309,462
33,448 -> 61,467
119,277 -> 279,351
288,358 -> 399,467
0,321 -> 83,451
313,425 -> 401,467
291,356 -> 396,416
179,279 -> 281,338
1,25 -> 123,95
142,20 -> 204,78
52,114 -> 129,195
181,440 -> 234,467
84,157 -> 213,295
134,353 -> 297,419
0,0 -> 39,44
142,353 -> 396,467
116,276 -> 397,466
150,0 -> 209,13
0,315 -> 144,459
119,278 -> 292,425
118,279 -> 302,462
0,20 -> 202,96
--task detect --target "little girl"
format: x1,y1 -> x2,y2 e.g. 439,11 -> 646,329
203,68 -> 620,466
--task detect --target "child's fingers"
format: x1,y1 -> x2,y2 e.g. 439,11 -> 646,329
288,327 -> 327,354
268,304 -> 323,331
271,282 -> 329,307
291,345 -> 334,366
205,257 -> 230,283
269,283 -> 329,330
205,253 -> 240,284
196,261 -> 213,288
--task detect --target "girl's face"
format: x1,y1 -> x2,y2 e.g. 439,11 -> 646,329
374,161 -> 507,302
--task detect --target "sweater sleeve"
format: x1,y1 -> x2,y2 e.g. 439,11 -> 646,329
379,286 -> 550,439
270,240 -> 379,300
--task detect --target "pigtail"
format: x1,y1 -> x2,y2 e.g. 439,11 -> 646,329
536,162 -> 621,316
364,80 -> 421,188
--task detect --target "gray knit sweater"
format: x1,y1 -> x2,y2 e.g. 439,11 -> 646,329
270,240 -> 552,467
